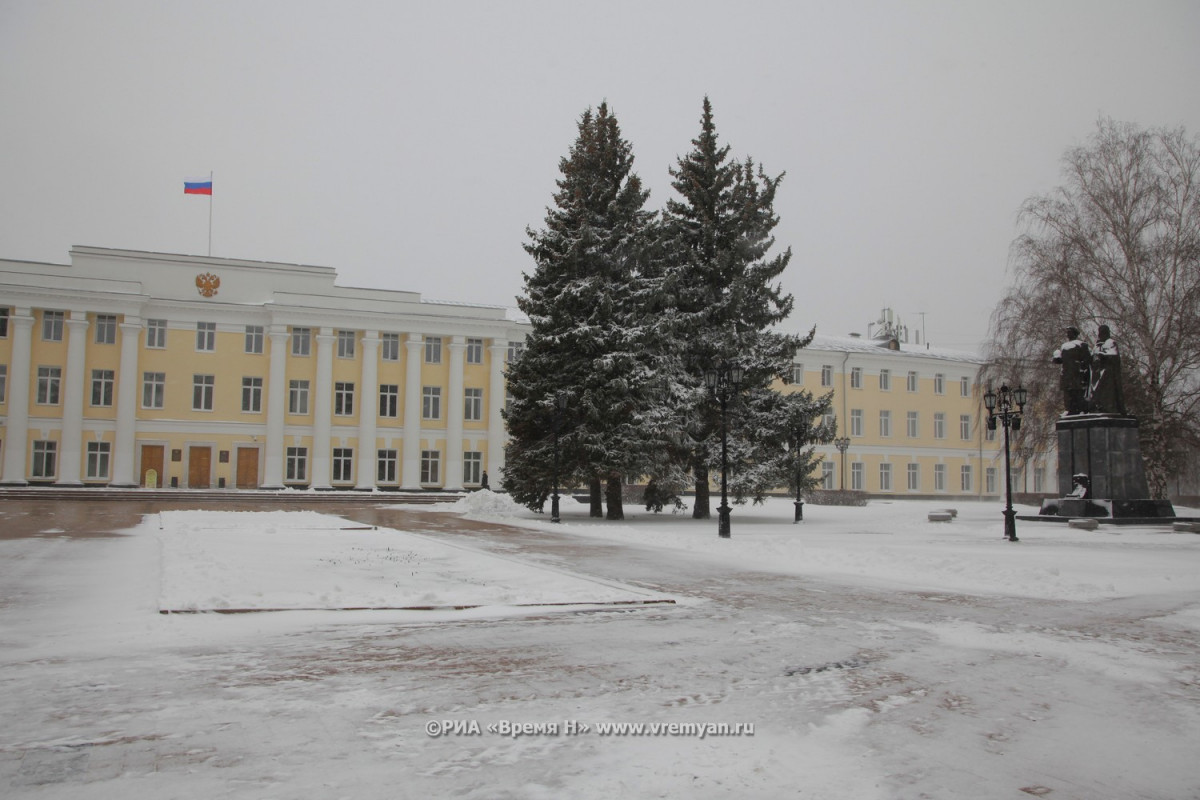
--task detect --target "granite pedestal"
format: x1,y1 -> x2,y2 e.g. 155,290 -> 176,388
1037,414 -> 1175,520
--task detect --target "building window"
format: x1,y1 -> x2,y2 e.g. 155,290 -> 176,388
143,372 -> 165,409
146,319 -> 167,349
907,463 -> 920,491
334,382 -> 355,416
986,425 -> 996,442
934,373 -> 945,394
289,380 -> 310,415
42,310 -> 64,342
193,375 -> 215,411
423,386 -> 442,420
94,314 -> 117,345
242,377 -> 263,413
822,411 -> 836,430
379,384 -> 399,418
934,464 -> 946,492
86,441 -> 111,480
337,329 -> 356,359
960,376 -> 970,397
32,440 -> 57,478
907,371 -> 918,392
286,447 -> 308,482
245,325 -> 264,354
36,366 -> 61,405
879,463 -> 892,492
986,467 -> 998,494
507,341 -> 525,363
1034,467 -> 1046,493
0,307 -> 9,337
421,450 -> 441,484
377,449 -> 398,483
934,412 -> 946,439
821,461 -> 835,490
821,365 -> 833,387
961,465 -> 973,492
464,388 -> 483,421
851,462 -> 864,491
332,448 -> 353,483
0,364 -> 6,403
381,332 -> 400,361
425,336 -> 442,364
466,338 -> 484,364
879,369 -> 890,391
850,409 -> 863,437
907,411 -> 919,438
196,321 -> 216,352
90,369 -> 115,407
960,414 -> 972,440
791,363 -> 804,384
464,451 -> 483,485
850,367 -> 862,389
879,410 -> 891,438
291,327 -> 312,356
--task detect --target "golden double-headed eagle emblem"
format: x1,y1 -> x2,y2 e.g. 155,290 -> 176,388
195,272 -> 220,298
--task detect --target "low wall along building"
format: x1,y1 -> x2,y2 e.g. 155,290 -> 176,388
0,247 -> 530,491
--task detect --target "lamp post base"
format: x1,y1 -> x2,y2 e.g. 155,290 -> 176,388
718,504 -> 731,538
551,493 -> 561,524
794,500 -> 804,523
1003,508 -> 1019,541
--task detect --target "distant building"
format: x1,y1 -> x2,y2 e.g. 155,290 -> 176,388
0,247 -> 530,490
779,309 -> 1053,499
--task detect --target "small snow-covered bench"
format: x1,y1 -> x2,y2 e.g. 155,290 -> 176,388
1173,521 -> 1200,534
927,510 -> 954,522
1068,518 -> 1100,530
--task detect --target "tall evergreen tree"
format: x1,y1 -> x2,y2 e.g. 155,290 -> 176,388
661,98 -> 829,515
505,103 -> 667,519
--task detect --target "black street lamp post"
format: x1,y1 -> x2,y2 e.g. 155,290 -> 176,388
792,426 -> 807,523
834,435 -> 851,490
551,391 -> 568,523
705,362 -> 744,539
984,384 -> 1027,542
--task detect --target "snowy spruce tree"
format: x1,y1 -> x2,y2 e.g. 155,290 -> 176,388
660,97 -> 831,516
505,102 -> 676,520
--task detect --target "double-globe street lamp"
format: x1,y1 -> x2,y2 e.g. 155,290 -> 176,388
550,391 -> 568,523
833,435 -> 851,490
704,362 -> 745,539
984,384 -> 1027,543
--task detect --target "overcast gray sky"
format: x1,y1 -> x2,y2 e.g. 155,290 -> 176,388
2,0 -> 1197,352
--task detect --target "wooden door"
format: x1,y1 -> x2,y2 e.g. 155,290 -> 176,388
141,445 -> 164,488
188,446 -> 212,489
235,447 -> 259,489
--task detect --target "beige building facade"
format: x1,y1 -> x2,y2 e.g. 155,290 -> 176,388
0,247 -> 530,491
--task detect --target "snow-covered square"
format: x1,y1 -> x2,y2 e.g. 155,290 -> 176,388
2,493 -> 1198,799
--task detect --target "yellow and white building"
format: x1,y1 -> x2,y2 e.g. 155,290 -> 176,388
0,246 -> 530,490
781,315 -> 1052,499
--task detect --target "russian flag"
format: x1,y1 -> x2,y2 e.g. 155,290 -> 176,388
184,176 -> 212,195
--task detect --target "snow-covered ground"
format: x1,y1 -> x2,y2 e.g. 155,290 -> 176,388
2,493 -> 1198,799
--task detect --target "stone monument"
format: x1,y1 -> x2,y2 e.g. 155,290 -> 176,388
1038,325 -> 1175,521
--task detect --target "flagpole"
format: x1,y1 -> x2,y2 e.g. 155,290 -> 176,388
207,170 -> 213,257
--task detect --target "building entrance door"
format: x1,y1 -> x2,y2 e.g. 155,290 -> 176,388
236,447 -> 259,489
188,446 -> 212,489
140,445 -> 164,488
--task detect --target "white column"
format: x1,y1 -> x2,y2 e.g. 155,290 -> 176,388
355,332 -> 380,490
443,336 -> 466,490
56,314 -> 89,485
0,310 -> 34,485
311,328 -> 335,489
109,317 -> 141,487
401,334 -> 423,489
262,326 -> 289,488
487,340 -> 508,489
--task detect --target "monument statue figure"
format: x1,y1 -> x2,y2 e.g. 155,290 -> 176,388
1089,324 -> 1126,414
1052,327 -> 1091,415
